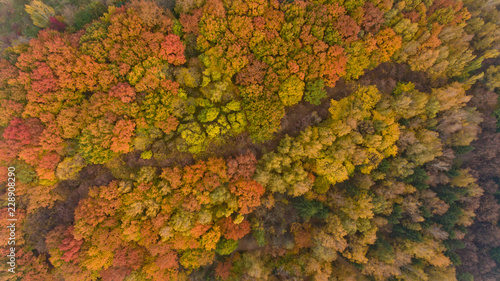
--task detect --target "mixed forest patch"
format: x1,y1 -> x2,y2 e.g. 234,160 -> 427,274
0,0 -> 499,280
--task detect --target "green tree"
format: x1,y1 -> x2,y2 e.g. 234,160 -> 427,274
216,239 -> 239,255
305,79 -> 327,106
293,197 -> 329,221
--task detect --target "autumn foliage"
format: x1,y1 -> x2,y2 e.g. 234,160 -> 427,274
0,0 -> 498,280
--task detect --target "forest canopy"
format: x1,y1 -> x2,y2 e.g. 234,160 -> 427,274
0,0 -> 499,280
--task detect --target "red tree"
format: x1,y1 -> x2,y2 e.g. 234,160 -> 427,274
160,34 -> 186,65
219,217 -> 251,240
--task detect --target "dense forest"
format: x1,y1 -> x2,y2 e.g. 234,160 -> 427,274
0,0 -> 499,280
